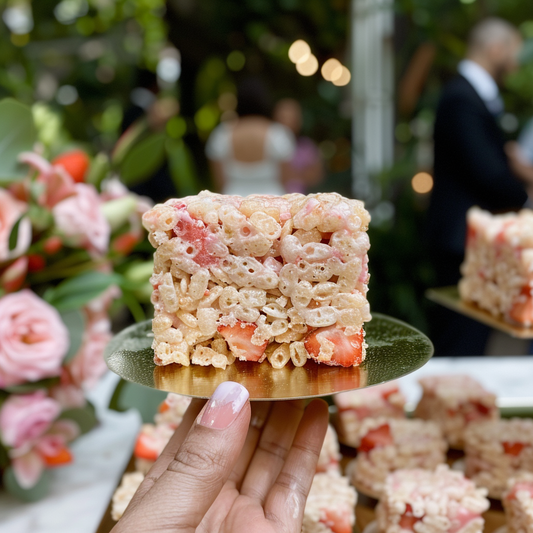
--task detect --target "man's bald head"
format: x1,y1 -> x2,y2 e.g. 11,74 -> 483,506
466,18 -> 522,85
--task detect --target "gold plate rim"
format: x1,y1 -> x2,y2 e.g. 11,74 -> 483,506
104,313 -> 434,401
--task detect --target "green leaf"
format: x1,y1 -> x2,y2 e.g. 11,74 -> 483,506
0,443 -> 9,469
166,138 -> 200,196
59,401 -> 98,435
111,118 -> 148,166
3,376 -> 60,394
45,271 -> 122,312
0,99 -> 37,183
119,132 -> 167,186
85,152 -> 110,188
8,214 -> 26,252
60,309 -> 86,364
3,467 -> 51,502
109,379 -> 166,423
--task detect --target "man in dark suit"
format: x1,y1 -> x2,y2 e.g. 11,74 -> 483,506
428,18 -> 529,355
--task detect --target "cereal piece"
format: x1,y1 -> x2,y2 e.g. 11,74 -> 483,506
142,192 -> 371,368
290,341 -> 308,366
464,418 -> 533,499
376,465 -> 489,533
414,375 -> 499,449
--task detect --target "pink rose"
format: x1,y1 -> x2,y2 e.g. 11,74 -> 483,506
0,290 -> 69,388
0,189 -> 31,262
0,391 -> 60,450
18,152 -> 76,208
53,183 -> 110,255
68,316 -> 111,390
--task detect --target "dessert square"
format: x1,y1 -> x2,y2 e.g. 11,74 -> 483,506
111,471 -> 144,521
414,375 -> 498,449
142,191 -> 371,368
376,465 -> 489,533
464,418 -> 533,499
302,473 -> 357,533
334,381 -> 406,447
317,424 -> 342,474
459,207 -> 533,326
348,418 -> 447,498
503,472 -> 533,533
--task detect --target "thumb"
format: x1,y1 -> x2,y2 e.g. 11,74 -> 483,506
116,382 -> 250,532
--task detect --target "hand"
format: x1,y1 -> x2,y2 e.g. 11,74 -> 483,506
112,382 -> 329,533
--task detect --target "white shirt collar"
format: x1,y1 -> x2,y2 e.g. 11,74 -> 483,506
458,59 -> 499,103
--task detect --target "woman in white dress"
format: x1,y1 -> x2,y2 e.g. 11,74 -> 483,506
206,79 -> 296,196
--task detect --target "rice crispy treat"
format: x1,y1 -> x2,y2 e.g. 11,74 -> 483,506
376,465 -> 489,533
317,424 -> 342,474
349,417 -> 447,499
142,191 -> 371,369
414,375 -> 498,449
111,471 -> 144,521
134,393 -> 191,473
334,381 -> 406,447
459,207 -> 533,326
464,418 -> 533,499
503,472 -> 533,533
302,473 -> 357,533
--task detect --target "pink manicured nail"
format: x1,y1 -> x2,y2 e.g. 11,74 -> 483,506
198,382 -> 249,429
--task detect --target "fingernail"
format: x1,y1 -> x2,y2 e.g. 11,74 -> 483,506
198,381 -> 249,429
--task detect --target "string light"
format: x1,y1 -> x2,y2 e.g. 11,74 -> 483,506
411,172 -> 434,194
321,58 -> 342,81
296,54 -> 319,76
331,66 -> 351,86
288,40 -> 311,64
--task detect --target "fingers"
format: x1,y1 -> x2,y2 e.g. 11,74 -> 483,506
240,400 -> 305,503
227,401 -> 271,488
125,398 -> 205,511
264,399 -> 329,531
115,382 -> 251,533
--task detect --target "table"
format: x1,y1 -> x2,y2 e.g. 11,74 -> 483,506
2,357 -> 532,533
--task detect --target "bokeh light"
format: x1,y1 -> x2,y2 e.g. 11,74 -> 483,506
288,40 -> 311,64
411,172 -> 434,194
321,58 -> 342,81
331,66 -> 351,86
296,54 -> 318,76
157,57 -> 181,83
218,92 -> 237,112
227,50 -> 245,71
56,85 -> 78,106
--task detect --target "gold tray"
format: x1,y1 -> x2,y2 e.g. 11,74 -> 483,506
426,286 -> 533,339
104,313 -> 433,401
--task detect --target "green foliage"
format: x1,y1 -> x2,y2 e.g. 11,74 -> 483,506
3,468 -> 51,502
60,401 -> 98,435
0,99 -> 37,183
60,309 -> 86,364
44,271 -> 122,312
120,131 -> 166,186
3,377 -> 61,395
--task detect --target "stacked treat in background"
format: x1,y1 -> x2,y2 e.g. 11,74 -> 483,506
142,192 -> 371,369
460,207 -> 533,327
112,374 -> 533,533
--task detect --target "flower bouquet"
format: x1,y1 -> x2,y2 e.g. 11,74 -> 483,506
0,98 -> 153,501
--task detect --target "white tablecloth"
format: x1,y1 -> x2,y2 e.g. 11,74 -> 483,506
1,357 -> 532,533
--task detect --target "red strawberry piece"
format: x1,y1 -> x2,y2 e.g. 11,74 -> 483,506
466,225 -> 476,247
502,441 -> 527,456
52,149 -> 90,183
382,386 -> 400,401
42,446 -> 73,467
509,286 -> 533,325
358,423 -> 393,453
399,504 -> 422,531
506,481 -> 533,501
217,320 -> 267,362
304,326 -> 364,367
134,433 -> 160,461
320,507 -> 352,533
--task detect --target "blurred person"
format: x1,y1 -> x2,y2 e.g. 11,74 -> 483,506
112,382 -> 329,533
273,98 -> 324,193
427,18 -> 529,356
206,78 -> 296,196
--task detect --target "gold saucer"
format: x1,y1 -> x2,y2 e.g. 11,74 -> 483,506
426,286 -> 533,339
104,313 -> 433,401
